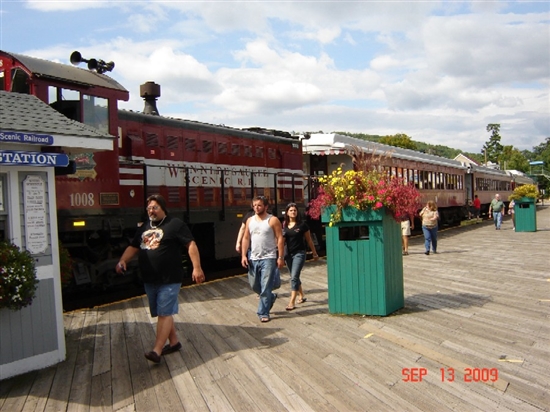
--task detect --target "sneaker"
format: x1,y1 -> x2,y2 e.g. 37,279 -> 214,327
424,251 -> 430,255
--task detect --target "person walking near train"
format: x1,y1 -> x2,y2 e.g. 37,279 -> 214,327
400,213 -> 415,256
420,200 -> 439,255
116,194 -> 205,363
488,193 -> 505,230
236,203 -> 281,292
508,199 -> 516,231
472,194 -> 481,220
282,203 -> 319,311
241,196 -> 285,323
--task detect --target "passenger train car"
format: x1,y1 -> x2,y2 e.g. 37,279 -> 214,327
302,133 -> 534,224
0,50 -> 304,294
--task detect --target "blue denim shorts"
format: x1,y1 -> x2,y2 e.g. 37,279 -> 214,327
144,283 -> 180,317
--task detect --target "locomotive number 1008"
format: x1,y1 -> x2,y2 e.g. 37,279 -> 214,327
69,193 -> 95,207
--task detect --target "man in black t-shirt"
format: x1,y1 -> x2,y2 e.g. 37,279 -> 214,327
116,194 -> 205,363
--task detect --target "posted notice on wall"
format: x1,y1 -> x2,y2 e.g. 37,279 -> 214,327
23,175 -> 48,254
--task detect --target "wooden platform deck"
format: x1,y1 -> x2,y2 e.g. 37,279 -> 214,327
1,207 -> 549,412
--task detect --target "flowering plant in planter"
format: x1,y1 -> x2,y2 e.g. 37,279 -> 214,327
307,146 -> 421,225
0,241 -> 39,311
508,184 -> 538,201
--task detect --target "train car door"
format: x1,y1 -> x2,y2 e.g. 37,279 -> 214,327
310,154 -> 328,175
464,172 -> 474,202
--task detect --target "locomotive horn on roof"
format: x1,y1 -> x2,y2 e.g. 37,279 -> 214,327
70,51 -> 115,74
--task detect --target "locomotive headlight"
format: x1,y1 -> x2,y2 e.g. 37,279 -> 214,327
73,221 -> 86,227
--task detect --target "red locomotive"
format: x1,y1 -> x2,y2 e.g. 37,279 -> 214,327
0,50 -> 304,297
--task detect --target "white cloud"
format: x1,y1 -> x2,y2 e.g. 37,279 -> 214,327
26,0 -> 108,11
10,0 -> 550,152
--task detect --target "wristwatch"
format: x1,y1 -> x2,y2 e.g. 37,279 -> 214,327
278,257 -> 284,260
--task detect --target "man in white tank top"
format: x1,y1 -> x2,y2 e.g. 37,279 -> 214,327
241,196 -> 285,323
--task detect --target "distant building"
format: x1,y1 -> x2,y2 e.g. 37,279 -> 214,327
453,153 -> 479,166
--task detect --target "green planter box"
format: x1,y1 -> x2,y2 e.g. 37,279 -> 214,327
322,206 -> 404,316
514,197 -> 537,232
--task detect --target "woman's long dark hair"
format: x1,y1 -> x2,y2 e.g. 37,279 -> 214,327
283,203 -> 302,228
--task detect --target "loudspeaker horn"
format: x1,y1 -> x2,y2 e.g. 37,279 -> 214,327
70,51 -> 88,66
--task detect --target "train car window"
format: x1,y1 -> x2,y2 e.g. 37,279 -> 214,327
437,172 -> 444,189
412,170 -> 419,188
166,136 -> 179,149
268,148 -> 277,160
10,68 -> 30,94
49,87 -> 81,122
231,144 -> 241,156
218,142 -> 228,155
244,145 -> 252,157
202,140 -> 213,153
146,133 -> 159,147
83,94 -> 109,134
255,147 -> 264,158
185,137 -> 196,151
0,70 -> 5,91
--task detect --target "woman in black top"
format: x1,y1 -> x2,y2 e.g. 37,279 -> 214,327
282,203 -> 319,310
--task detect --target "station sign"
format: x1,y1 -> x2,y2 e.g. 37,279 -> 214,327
0,130 -> 54,145
0,150 -> 70,167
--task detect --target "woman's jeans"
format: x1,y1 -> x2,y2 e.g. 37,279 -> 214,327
285,251 -> 306,291
422,226 -> 438,252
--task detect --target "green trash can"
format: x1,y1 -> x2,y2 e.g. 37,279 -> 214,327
514,197 -> 537,232
322,206 -> 404,316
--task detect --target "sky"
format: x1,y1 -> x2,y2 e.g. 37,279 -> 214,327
1,1 -> 549,154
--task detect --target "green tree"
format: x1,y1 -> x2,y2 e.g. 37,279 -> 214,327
379,133 -> 417,150
500,145 -> 529,172
531,137 -> 550,197
482,124 -> 504,164
532,137 -> 550,165
463,152 -> 485,164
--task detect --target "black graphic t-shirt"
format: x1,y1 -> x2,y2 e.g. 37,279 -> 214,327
283,222 -> 310,256
130,215 -> 194,284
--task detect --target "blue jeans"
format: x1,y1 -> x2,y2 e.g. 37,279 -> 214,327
422,226 -> 438,253
493,211 -> 503,229
285,252 -> 306,291
248,258 -> 277,318
144,283 -> 180,317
